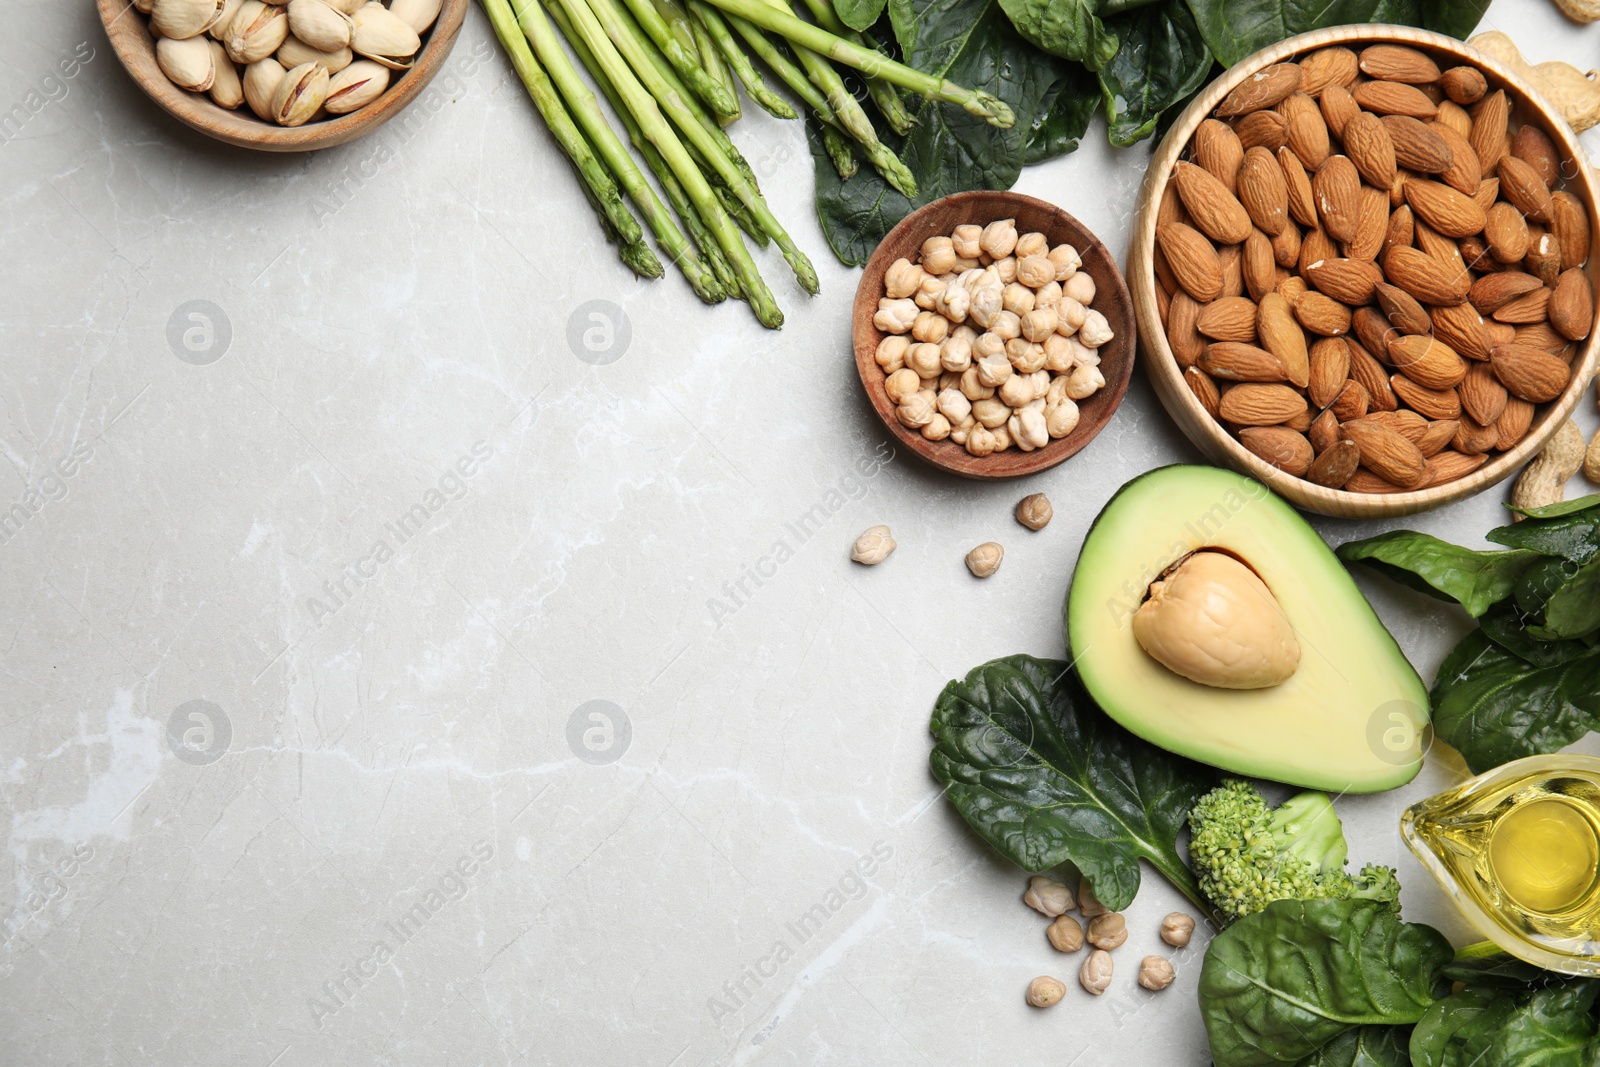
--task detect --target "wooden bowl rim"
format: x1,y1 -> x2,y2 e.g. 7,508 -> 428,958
852,189 -> 1137,480
96,0 -> 469,152
1129,24 -> 1600,518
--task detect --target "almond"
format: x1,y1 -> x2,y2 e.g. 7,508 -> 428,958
1219,382 -> 1308,426
1495,396 -> 1534,450
1331,379 -> 1371,420
1279,148 -> 1318,228
1349,339 -> 1399,411
1354,81 -> 1437,118
1511,125 -> 1560,189
1271,224 -> 1302,269
1341,419 -> 1428,486
1200,341 -> 1289,381
1257,291 -> 1310,388
1383,204 -> 1415,261
1461,235 -> 1498,272
1285,406 -> 1313,433
1403,178 -> 1485,239
1309,408 -> 1340,453
1384,245 -> 1469,305
1319,82 -> 1360,139
1342,112 -> 1397,189
1391,375 -> 1461,421
1426,449 -> 1489,484
1280,92 -> 1330,170
1306,439 -> 1360,487
1551,192 -> 1590,272
1471,270 -> 1543,314
1156,223 -> 1224,302
1235,110 -> 1288,151
1374,281 -> 1432,334
1306,257 -> 1382,305
1383,116 -> 1452,174
1174,161 -> 1253,245
1525,226 -> 1563,287
1365,409 -> 1429,443
1236,146 -> 1289,236
1358,44 -> 1441,84
1344,469 -> 1413,493
1493,288 -> 1551,325
1312,156 -> 1362,243
1352,307 -> 1399,362
1431,301 -> 1494,361
1469,90 -> 1509,173
1195,119 -> 1245,194
1452,417 -> 1500,455
1185,366 -> 1221,419
1219,245 -> 1244,299
1300,47 -> 1358,94
1239,426 -> 1314,475
1459,361 -> 1509,425
1472,176 -> 1499,215
1490,342 -> 1571,402
1414,220 -> 1468,277
1195,297 -> 1261,342
1440,66 -> 1487,105
1417,418 -> 1460,457
1293,290 -> 1351,336
1430,122 -> 1481,195
1484,202 -> 1531,263
1308,336 -> 1350,408
1388,334 -> 1468,389
1514,321 -> 1571,354
1435,100 -> 1473,139
1298,226 -> 1338,276
1169,291 -> 1205,367
1346,187 -> 1389,262
1498,157 -> 1555,224
1550,268 -> 1594,341
1217,64 -> 1303,117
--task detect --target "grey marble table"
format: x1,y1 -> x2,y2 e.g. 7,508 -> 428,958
3,2 -> 1599,1062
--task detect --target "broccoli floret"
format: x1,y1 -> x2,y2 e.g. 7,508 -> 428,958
1187,779 -> 1401,922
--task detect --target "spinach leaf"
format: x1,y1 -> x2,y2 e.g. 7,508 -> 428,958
1542,556 -> 1600,639
1488,504 -> 1600,565
1200,899 -> 1452,1067
1420,0 -> 1492,40
1516,555 -> 1585,620
1097,0 -> 1212,147
1479,601 -> 1598,668
834,0 -> 888,30
1024,65 -> 1099,164
996,0 -> 1119,69
1431,630 -> 1600,773
1509,493 -> 1600,519
1337,531 -> 1537,618
1186,0 -> 1408,68
1411,982 -> 1600,1067
812,0 -> 1073,265
1296,1027 -> 1412,1067
929,654 -> 1218,912
1440,947 -> 1561,989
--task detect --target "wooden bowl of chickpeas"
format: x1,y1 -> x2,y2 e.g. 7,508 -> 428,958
852,190 -> 1136,479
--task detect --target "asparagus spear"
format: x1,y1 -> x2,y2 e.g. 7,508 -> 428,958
545,0 -> 787,324
698,0 -> 1014,126
579,0 -> 820,294
616,0 -> 740,118
505,0 -> 723,302
690,12 -> 739,122
479,0 -> 662,278
793,0 -> 914,135
688,1 -> 797,120
822,123 -> 857,179
650,0 -> 698,54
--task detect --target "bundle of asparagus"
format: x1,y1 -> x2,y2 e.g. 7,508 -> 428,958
479,0 -> 1014,328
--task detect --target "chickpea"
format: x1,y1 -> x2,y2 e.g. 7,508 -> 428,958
972,397 -> 1010,429
937,388 -> 972,425
1021,307 -> 1059,343
884,368 -> 921,404
914,274 -> 946,311
1086,912 -> 1128,951
993,255 -> 1018,285
921,412 -> 952,441
936,283 -> 971,323
1015,493 -> 1053,531
1024,875 -> 1074,917
1078,880 -> 1108,918
1161,913 -> 1196,948
1006,339 -> 1046,375
1002,282 -> 1035,316
951,223 -> 982,259
884,257 -> 923,299
968,284 -> 1002,329
1016,253 -> 1056,288
896,392 -> 936,428
1026,975 -> 1067,1008
1049,243 -> 1082,279
1012,408 -> 1048,451
921,235 -> 957,275
1045,398 -> 1080,439
908,342 -> 943,379
1079,308 -> 1114,348
1034,280 -> 1062,309
965,541 -> 1004,577
965,425 -> 996,457
990,310 -> 1021,342
1046,913 -> 1083,952
975,354 -> 1013,389
912,310 -> 949,345
979,218 -> 1018,259
1079,950 -> 1113,995
1065,363 -> 1105,400
1064,271 -> 1096,305
1139,956 -> 1176,991
1043,334 -> 1073,373
1016,231 -> 1049,258
959,368 -> 995,401
874,335 -> 908,373
1056,296 -> 1088,334
941,327 -> 974,373
874,297 -> 918,334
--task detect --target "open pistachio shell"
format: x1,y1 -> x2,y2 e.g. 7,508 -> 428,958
388,0 -> 442,33
242,55 -> 286,120
350,4 -> 420,69
286,0 -> 352,52
150,0 -> 227,39
224,0 -> 289,64
278,35 -> 353,73
269,59 -> 329,125
208,0 -> 242,38
323,58 -> 389,113
155,34 -> 216,91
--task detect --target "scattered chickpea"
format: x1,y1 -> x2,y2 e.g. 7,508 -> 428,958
965,541 -> 1004,578
1046,914 -> 1084,952
1015,493 -> 1053,530
1077,880 -> 1107,918
1079,949 -> 1114,995
1026,975 -> 1067,1008
1138,956 -> 1176,991
1024,874 -> 1074,917
850,525 -> 896,565
1160,912 -> 1196,948
1086,912 -> 1128,951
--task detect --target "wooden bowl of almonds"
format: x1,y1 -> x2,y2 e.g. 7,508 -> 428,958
98,0 -> 468,151
852,190 -> 1136,480
1131,25 -> 1600,517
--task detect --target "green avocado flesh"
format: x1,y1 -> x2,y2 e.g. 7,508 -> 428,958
1065,466 -> 1427,793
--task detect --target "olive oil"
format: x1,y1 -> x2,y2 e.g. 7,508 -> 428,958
1403,755 -> 1600,975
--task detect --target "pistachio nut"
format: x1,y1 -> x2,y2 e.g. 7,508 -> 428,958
269,60 -> 329,125
287,0 -> 353,52
388,0 -> 443,32
209,0 -> 243,38
150,0 -> 228,39
242,55 -> 287,120
350,4 -> 420,69
278,35 -> 353,73
155,35 -> 216,91
326,0 -> 365,11
225,0 -> 289,64
323,59 -> 389,112
207,39 -> 245,107
134,0 -> 156,14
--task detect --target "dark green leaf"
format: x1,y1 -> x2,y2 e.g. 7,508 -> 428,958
1097,0 -> 1212,147
1479,601 -> 1598,668
1024,65 -> 1099,164
1515,555 -> 1584,619
1199,899 -> 1452,1067
1431,629 -> 1600,773
996,0 -> 1119,69
1420,0 -> 1490,40
1488,505 -> 1600,564
1411,982 -> 1600,1067
834,0 -> 888,30
1440,948 -> 1561,989
1508,493 -> 1600,519
1185,0 -> 1417,68
813,0 -> 1072,264
1337,531 -> 1537,617
1543,556 -> 1600,639
928,654 -> 1219,911
1296,1026 -> 1412,1067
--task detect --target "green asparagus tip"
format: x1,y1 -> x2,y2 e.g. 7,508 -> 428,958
969,92 -> 1014,128
623,242 -> 667,278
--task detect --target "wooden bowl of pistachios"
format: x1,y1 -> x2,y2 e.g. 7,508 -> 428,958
98,0 -> 468,151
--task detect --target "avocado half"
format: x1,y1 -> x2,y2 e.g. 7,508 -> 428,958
1065,466 -> 1427,793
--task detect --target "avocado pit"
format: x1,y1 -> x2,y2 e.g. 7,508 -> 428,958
1131,550 -> 1300,690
